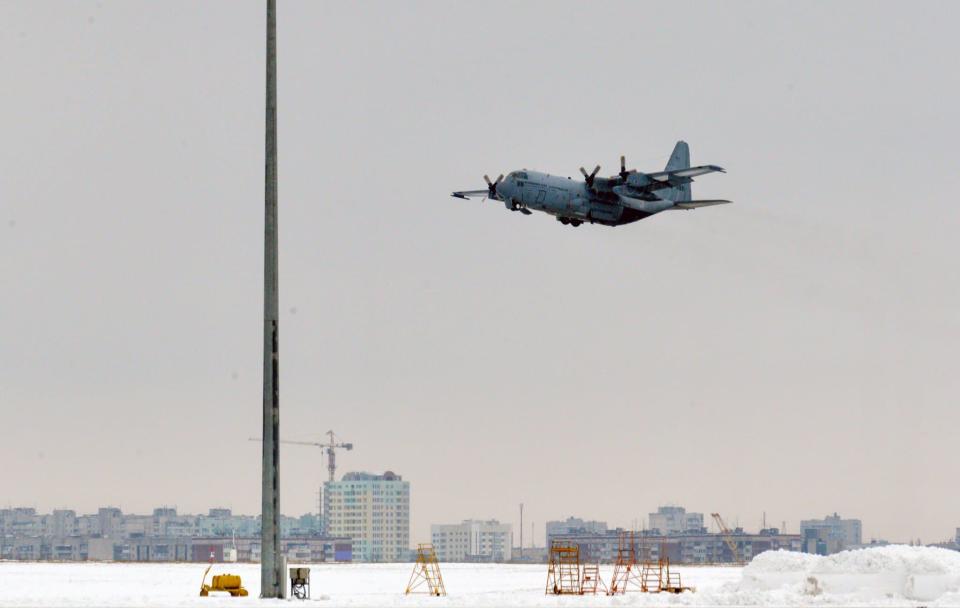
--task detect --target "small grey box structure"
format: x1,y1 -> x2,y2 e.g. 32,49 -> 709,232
289,567 -> 310,599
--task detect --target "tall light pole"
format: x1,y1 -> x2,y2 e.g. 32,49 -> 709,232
261,0 -> 282,598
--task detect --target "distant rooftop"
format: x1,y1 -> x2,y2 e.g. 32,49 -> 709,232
340,471 -> 403,482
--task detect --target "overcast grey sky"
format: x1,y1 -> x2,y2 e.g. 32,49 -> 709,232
2,1 -> 959,545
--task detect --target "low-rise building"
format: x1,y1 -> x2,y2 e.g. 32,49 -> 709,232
549,528 -> 801,564
0,506 -> 350,563
511,544 -> 548,563
0,536 -> 117,561
545,517 -> 607,550
0,508 -> 42,537
431,519 -> 512,562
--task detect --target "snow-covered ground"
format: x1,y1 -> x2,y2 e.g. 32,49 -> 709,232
1,546 -> 958,607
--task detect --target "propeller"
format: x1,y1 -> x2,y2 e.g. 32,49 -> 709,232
484,174 -> 503,200
619,155 -> 630,180
579,165 -> 601,188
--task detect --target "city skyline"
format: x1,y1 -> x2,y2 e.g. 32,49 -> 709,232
10,501 -> 923,567
2,1 -> 959,547
1,499 -> 941,548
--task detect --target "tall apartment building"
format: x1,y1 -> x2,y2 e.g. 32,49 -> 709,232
149,507 -> 197,537
323,471 -> 409,562
44,510 -> 78,537
97,507 -> 124,539
800,513 -> 862,554
431,520 -> 512,562
648,505 -> 705,535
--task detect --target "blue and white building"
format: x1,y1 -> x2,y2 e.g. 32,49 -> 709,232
323,471 -> 410,562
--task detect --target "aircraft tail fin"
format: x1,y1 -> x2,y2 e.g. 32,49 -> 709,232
664,140 -> 691,202
665,141 -> 690,172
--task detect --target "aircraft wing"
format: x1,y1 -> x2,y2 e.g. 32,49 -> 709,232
450,190 -> 488,200
646,164 -> 726,182
671,199 -> 733,209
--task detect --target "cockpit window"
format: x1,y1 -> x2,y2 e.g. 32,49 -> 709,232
516,171 -> 529,180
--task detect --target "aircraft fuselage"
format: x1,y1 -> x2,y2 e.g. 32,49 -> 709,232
450,141 -> 730,228
495,171 -> 652,226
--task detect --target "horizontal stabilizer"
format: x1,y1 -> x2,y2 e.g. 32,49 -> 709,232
672,199 -> 733,209
648,165 -> 725,182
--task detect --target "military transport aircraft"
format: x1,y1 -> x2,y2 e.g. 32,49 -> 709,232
451,141 -> 730,227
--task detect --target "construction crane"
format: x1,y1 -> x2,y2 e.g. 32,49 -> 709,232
710,513 -> 743,564
249,430 -> 354,482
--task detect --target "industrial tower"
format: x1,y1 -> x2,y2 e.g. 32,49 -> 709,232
261,0 -> 281,598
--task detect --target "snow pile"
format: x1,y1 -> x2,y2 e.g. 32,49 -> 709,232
738,549 -> 819,590
739,545 -> 960,603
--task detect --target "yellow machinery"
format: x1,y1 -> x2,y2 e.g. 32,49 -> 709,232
608,531 -> 643,594
711,512 -> 744,564
543,541 -> 608,596
639,558 -> 694,594
580,562 -> 608,595
545,541 -> 582,595
200,562 -> 248,597
405,544 -> 446,596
